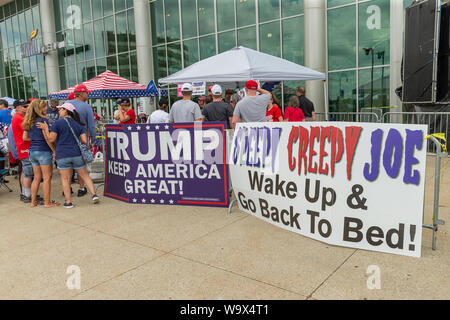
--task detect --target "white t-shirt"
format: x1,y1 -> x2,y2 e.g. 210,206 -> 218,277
114,110 -> 120,124
148,110 -> 169,124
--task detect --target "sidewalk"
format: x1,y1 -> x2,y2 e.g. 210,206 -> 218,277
0,155 -> 448,300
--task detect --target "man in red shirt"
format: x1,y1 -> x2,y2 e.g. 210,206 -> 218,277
11,99 -> 33,203
115,98 -> 136,124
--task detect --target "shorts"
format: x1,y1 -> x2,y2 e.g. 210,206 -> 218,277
29,151 -> 53,167
56,156 -> 86,170
21,158 -> 34,178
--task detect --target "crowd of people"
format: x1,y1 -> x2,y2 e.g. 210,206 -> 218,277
0,83 -> 101,209
143,81 -> 315,129
0,79 -> 315,209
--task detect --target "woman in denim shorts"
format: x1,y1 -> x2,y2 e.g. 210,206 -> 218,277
23,100 -> 60,208
38,103 -> 99,209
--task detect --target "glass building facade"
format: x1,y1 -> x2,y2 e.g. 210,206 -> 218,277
0,0 -> 46,99
53,0 -> 137,89
150,0 -> 305,106
327,0 -> 415,113
0,0 -> 419,114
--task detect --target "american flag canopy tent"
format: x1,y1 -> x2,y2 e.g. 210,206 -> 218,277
48,70 -> 165,99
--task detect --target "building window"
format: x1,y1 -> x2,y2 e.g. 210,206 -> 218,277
165,0 -> 180,42
183,38 -> 199,67
217,0 -> 235,32
327,0 -> 391,113
259,0 -> 280,23
282,16 -> 304,65
238,26 -> 257,50
181,0 -> 197,39
236,0 -> 256,28
218,31 -> 236,53
328,4 -> 356,71
328,70 -> 357,113
358,0 -> 390,68
282,0 -> 304,17
260,21 -> 281,57
198,0 -> 215,36
199,35 -> 216,60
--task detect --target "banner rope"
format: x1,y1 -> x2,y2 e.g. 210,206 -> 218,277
425,134 -> 448,222
425,133 -> 447,153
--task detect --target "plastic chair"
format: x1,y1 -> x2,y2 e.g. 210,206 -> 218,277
0,156 -> 12,192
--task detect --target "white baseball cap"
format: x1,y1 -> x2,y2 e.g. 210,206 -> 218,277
181,83 -> 193,92
211,84 -> 222,95
57,102 -> 76,113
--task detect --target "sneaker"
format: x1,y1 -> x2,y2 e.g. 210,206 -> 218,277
23,196 -> 32,204
77,188 -> 88,198
64,203 -> 74,209
92,195 -> 100,204
20,194 -> 26,202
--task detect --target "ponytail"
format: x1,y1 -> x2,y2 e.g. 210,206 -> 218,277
67,110 -> 85,126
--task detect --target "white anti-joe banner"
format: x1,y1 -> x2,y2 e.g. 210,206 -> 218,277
229,122 -> 428,257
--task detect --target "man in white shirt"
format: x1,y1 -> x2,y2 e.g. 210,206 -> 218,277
147,98 -> 170,124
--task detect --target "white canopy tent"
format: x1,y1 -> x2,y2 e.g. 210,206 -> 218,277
158,46 -> 328,115
158,46 -> 326,88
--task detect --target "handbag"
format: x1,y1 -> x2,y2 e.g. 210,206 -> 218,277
64,117 -> 94,164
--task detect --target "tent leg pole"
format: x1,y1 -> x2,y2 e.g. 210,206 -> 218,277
323,81 -> 329,121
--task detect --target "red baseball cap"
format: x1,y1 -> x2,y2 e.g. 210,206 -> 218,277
67,92 -> 75,100
246,80 -> 258,90
74,84 -> 91,93
208,86 -> 213,92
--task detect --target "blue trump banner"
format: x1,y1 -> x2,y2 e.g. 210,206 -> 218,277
105,122 -> 229,208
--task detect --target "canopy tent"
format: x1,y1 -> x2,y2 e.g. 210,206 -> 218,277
48,70 -> 163,100
158,46 -> 326,88
1,97 -> 16,106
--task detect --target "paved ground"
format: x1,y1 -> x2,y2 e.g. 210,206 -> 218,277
0,155 -> 448,300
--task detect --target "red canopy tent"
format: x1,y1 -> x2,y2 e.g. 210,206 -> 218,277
48,70 -> 157,100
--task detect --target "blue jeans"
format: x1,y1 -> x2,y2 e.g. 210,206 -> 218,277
56,156 -> 86,170
29,151 -> 53,167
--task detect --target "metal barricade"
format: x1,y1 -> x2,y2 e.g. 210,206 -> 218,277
92,122 -> 108,194
226,129 -> 236,215
315,112 -> 381,123
360,107 -> 383,121
424,136 -> 448,250
383,112 -> 450,154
